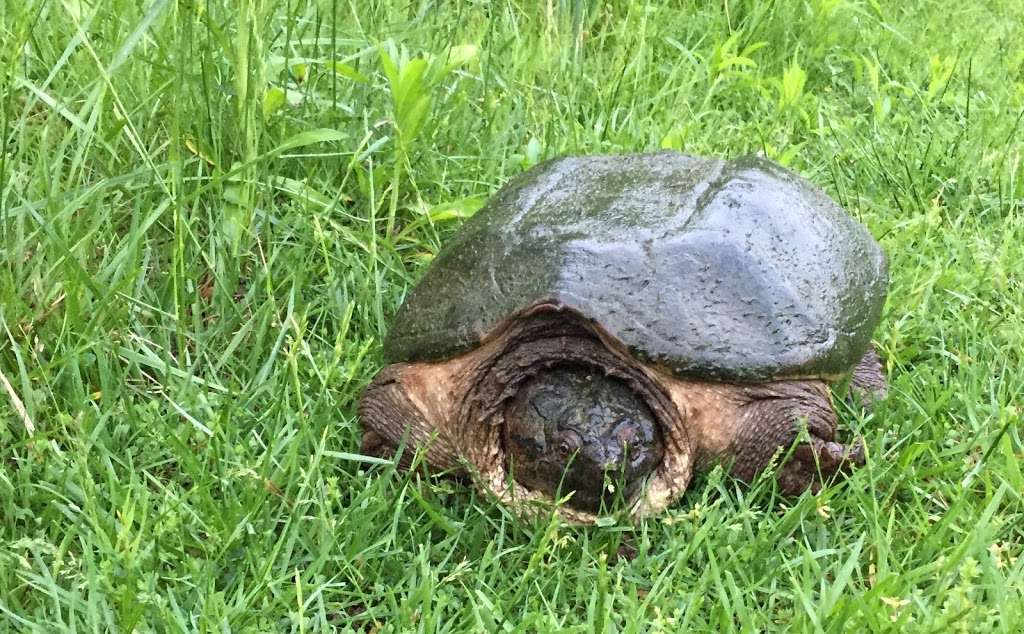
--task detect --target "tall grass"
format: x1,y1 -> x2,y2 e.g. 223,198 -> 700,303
1,0 -> 1022,630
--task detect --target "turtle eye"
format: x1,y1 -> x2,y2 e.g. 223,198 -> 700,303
554,430 -> 582,457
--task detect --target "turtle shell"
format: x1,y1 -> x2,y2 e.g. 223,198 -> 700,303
385,152 -> 888,381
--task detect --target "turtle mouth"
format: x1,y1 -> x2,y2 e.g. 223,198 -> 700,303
457,311 -> 676,514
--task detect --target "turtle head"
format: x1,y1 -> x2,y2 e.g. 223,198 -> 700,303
503,366 -> 664,513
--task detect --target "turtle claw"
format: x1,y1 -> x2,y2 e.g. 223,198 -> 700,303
779,436 -> 865,495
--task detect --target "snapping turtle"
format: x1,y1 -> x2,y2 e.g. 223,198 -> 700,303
359,152 -> 888,522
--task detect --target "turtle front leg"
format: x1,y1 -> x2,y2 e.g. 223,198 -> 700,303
847,345 -> 888,408
728,381 -> 863,494
776,436 -> 866,494
357,363 -> 464,471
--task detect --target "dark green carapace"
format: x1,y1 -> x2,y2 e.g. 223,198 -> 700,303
384,152 -> 888,381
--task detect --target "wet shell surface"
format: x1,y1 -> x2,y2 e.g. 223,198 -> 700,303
385,152 -> 888,381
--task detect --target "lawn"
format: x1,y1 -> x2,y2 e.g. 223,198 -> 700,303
2,0 -> 1023,631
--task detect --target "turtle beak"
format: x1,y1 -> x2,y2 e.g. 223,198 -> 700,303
579,443 -> 633,492
582,440 -> 619,469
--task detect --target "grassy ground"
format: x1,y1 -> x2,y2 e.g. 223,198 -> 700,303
2,0 -> 1023,631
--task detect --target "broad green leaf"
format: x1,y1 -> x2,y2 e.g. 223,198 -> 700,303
660,126 -> 687,151
398,94 -> 431,143
262,86 -> 286,117
378,47 -> 399,86
268,176 -> 337,209
222,184 -> 245,207
290,62 -> 308,82
395,58 -> 429,110
221,201 -> 245,245
717,56 -> 757,71
274,128 -> 346,153
330,61 -> 370,84
927,54 -> 955,98
1000,432 -> 1024,492
525,137 -> 543,166
778,57 -> 807,109
740,41 -> 768,58
776,143 -> 803,167
421,196 -> 486,222
441,43 -> 478,74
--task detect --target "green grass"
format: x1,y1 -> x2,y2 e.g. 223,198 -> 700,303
2,0 -> 1023,631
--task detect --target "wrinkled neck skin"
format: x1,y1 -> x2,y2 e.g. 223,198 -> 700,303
358,306 -> 851,523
